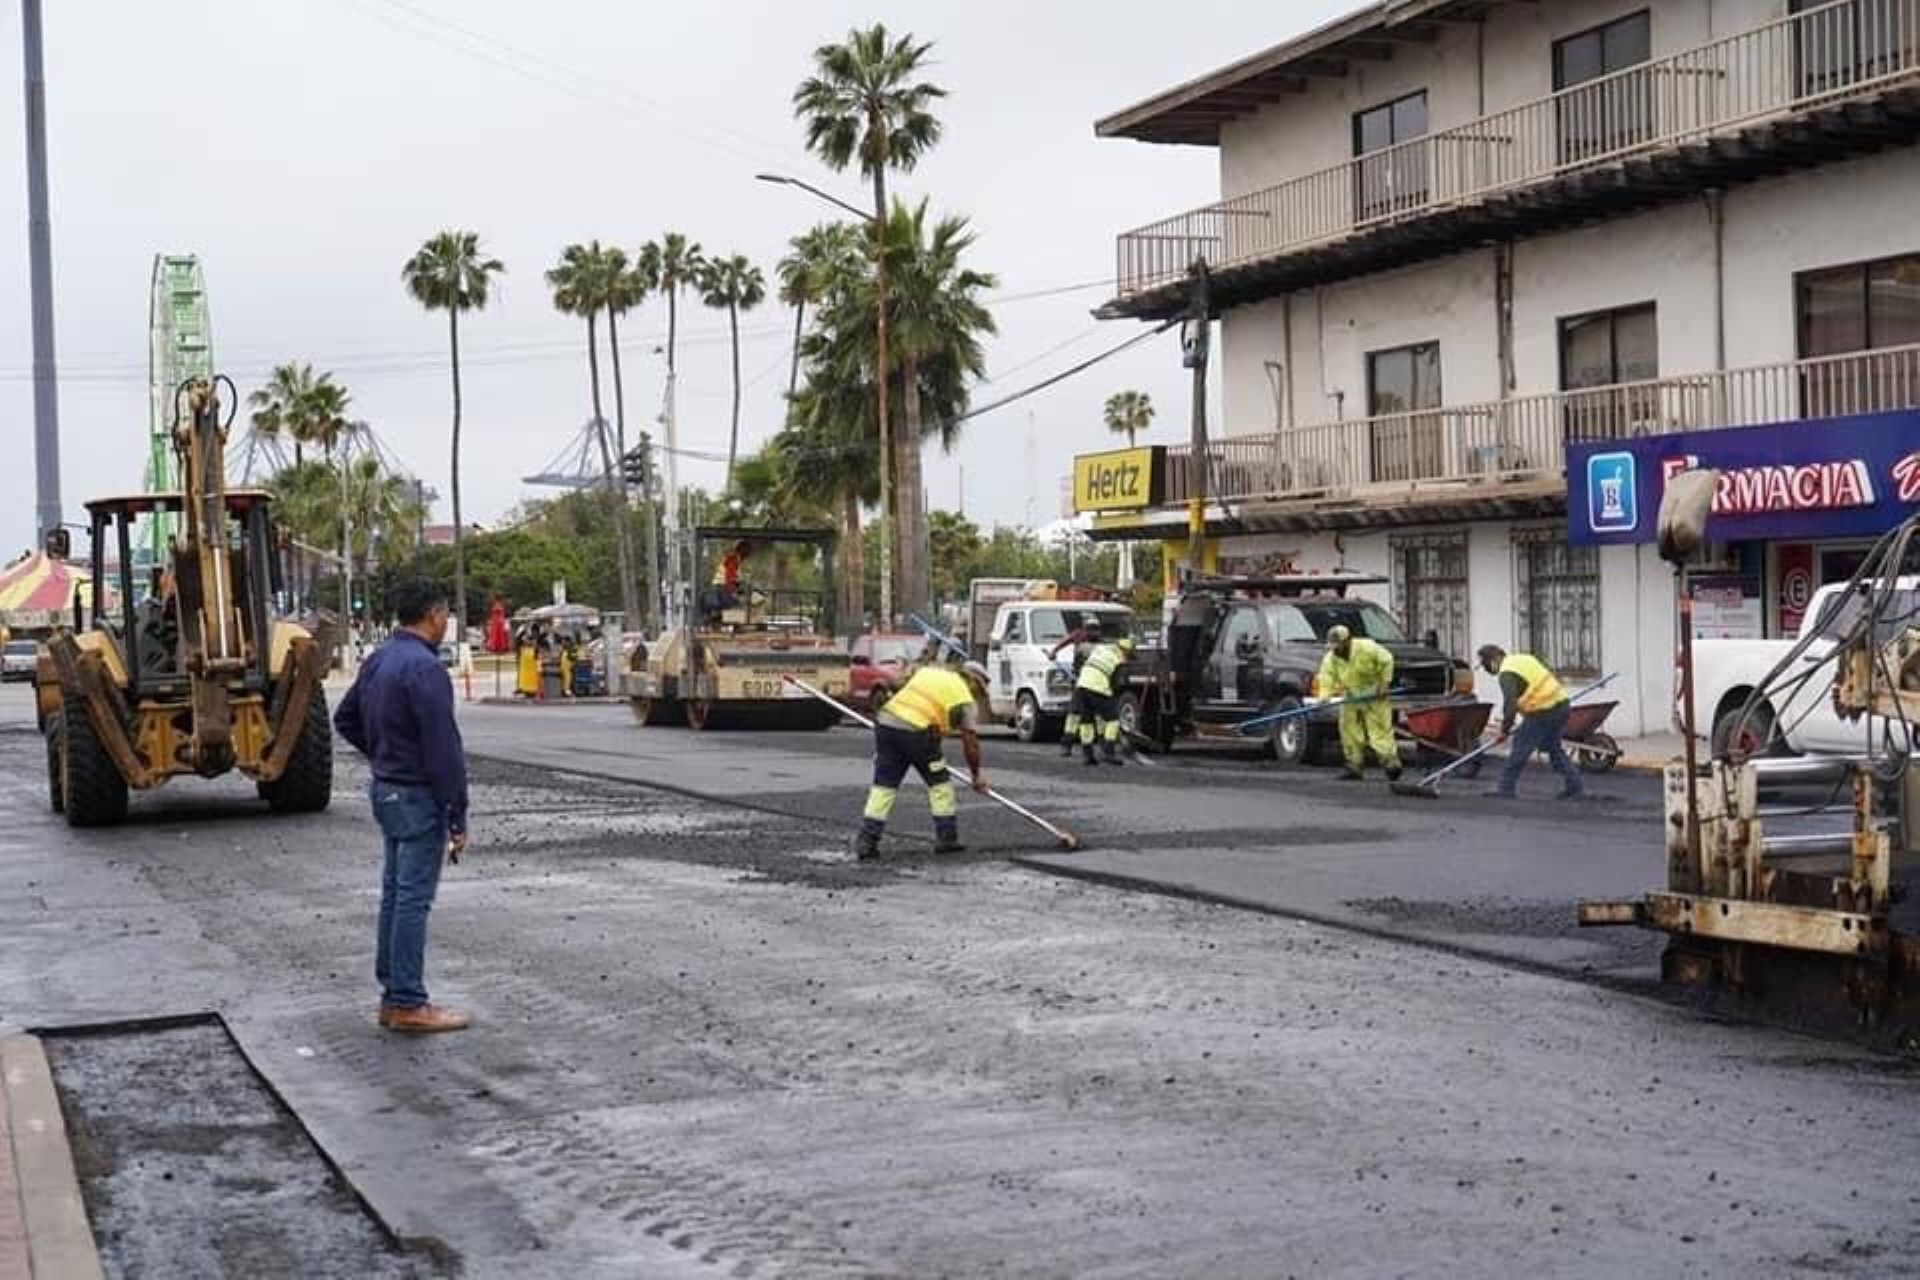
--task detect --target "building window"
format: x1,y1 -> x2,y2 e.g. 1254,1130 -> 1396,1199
1367,341 -> 1442,484
1559,302 -> 1659,441
1796,254 -> 1920,416
1391,532 -> 1470,661
1352,90 -> 1429,222
1553,11 -> 1652,163
1790,0 -> 1916,98
1514,527 -> 1601,676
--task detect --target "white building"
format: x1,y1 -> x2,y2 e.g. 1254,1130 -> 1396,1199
1074,0 -> 1920,738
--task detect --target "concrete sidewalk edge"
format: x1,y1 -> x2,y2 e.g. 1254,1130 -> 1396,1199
0,1034 -> 103,1280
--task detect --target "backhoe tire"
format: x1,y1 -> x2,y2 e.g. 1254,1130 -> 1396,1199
261,690 -> 333,814
62,701 -> 127,828
44,719 -> 64,814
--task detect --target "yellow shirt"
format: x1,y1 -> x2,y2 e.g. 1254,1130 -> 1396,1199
880,667 -> 978,737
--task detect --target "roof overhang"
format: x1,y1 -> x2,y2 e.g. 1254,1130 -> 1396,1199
1096,0 -> 1496,146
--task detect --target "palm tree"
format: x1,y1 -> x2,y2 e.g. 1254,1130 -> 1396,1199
635,232 -> 706,379
602,252 -> 654,631
699,254 -> 768,492
1103,390 -> 1155,449
884,202 -> 996,619
546,242 -> 641,632
776,222 -> 863,401
401,229 -> 504,638
247,363 -> 352,465
795,23 -> 946,625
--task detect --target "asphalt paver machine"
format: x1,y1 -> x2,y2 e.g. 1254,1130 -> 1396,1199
36,378 -> 332,826
626,525 -> 851,731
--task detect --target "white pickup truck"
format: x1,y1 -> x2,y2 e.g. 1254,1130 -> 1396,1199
1686,579 -> 1920,759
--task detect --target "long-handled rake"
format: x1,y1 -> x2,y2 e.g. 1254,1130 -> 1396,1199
1389,734 -> 1506,799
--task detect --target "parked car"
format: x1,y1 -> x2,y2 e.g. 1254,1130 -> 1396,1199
848,632 -> 927,713
1685,577 -> 1920,759
2,639 -> 38,682
1127,574 -> 1475,765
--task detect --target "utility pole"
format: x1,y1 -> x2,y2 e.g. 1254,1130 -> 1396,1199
636,430 -> 659,635
340,435 -> 354,668
1183,260 -> 1212,575
21,0 -> 61,543
661,371 -> 681,630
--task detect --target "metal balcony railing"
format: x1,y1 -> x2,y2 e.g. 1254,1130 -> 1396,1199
1157,342 -> 1920,507
1116,0 -> 1920,298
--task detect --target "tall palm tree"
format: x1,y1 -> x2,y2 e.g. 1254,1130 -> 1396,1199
401,229 -> 504,638
546,242 -> 641,632
602,253 -> 654,631
1103,390 -> 1155,449
776,222 -> 863,401
883,201 -> 996,619
247,363 -> 352,465
636,232 -> 706,379
795,23 -> 945,625
699,253 -> 768,492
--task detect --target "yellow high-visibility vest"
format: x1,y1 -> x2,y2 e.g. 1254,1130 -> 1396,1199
1076,643 -> 1125,696
1500,652 -> 1567,714
884,667 -> 975,736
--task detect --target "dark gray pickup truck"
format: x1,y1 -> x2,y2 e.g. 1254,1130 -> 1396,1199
1125,574 -> 1472,765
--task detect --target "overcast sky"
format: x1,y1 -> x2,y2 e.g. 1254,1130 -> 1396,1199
0,0 -> 1352,551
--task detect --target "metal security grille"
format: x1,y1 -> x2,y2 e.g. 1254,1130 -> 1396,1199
1514,527 -> 1601,676
1390,532 -> 1469,660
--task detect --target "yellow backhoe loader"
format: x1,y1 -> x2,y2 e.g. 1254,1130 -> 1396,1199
36,377 -> 331,826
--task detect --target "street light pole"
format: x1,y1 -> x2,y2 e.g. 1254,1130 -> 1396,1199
756,173 -> 891,629
21,0 -> 62,543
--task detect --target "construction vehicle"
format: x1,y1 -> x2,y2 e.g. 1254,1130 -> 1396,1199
35,377 -> 332,826
1581,491 -> 1920,1040
625,525 -> 850,731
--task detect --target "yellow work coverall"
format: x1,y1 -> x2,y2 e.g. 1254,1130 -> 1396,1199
1317,637 -> 1398,771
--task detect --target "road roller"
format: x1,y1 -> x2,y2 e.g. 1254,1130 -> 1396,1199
626,525 -> 851,731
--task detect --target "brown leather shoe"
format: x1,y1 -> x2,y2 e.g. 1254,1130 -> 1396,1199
377,1004 -> 396,1028
384,1003 -> 470,1034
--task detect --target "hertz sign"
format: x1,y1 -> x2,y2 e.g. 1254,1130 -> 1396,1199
1073,447 -> 1164,513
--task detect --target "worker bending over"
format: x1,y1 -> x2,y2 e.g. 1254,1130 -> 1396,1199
1318,624 -> 1401,782
1476,645 -> 1583,800
856,661 -> 993,860
1075,634 -> 1134,766
1047,624 -> 1096,758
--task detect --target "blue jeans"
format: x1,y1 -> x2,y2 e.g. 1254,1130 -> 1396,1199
371,782 -> 447,1009
1498,701 -> 1583,797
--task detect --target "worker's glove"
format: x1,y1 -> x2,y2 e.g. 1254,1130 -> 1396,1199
971,773 -> 991,795
447,831 -> 468,864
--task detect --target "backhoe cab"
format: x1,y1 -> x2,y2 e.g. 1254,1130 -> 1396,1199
36,378 -> 331,826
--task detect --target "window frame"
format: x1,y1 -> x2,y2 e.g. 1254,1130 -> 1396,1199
1551,10 -> 1653,91
1366,341 -> 1445,484
1351,89 -> 1431,222
1390,530 -> 1470,660
1512,525 -> 1602,677
1795,253 -> 1920,358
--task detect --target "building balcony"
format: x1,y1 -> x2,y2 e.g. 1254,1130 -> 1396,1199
1083,343 -> 1920,534
1106,0 -> 1920,319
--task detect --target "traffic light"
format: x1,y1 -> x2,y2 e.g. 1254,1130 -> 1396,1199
621,437 -> 653,490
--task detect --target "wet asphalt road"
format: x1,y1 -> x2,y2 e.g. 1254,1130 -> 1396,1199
2,685 -> 1918,1277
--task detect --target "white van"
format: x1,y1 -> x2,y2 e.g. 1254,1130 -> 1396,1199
984,599 -> 1137,742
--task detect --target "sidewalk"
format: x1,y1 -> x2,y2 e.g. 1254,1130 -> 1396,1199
1610,730 -> 1684,772
0,1033 -> 101,1280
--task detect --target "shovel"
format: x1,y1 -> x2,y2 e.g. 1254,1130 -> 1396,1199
1389,733 -> 1506,799
782,675 -> 1083,851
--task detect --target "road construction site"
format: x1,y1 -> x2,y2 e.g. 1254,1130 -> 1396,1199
5,681 -> 1920,1277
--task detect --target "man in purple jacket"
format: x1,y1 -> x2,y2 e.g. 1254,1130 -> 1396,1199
335,580 -> 471,1034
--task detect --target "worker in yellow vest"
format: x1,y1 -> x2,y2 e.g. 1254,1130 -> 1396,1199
1318,624 -> 1401,781
1477,645 -> 1583,800
1075,634 -> 1134,766
856,660 -> 993,861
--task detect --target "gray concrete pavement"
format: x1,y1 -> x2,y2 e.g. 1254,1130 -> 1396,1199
1,686 -> 1918,1276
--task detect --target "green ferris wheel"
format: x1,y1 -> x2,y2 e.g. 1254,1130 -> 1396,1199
146,254 -> 213,568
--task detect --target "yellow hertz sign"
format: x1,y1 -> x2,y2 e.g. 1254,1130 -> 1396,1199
1073,447 -> 1163,513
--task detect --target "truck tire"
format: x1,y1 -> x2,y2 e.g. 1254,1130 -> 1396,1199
1711,698 -> 1776,763
62,701 -> 128,828
260,691 -> 333,814
1014,691 -> 1060,744
44,719 -> 64,813
1267,697 -> 1315,767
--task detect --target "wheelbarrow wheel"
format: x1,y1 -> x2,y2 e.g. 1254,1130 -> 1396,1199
1578,731 -> 1620,774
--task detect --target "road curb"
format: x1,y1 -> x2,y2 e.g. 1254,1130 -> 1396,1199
1615,754 -> 1674,773
0,1034 -> 103,1280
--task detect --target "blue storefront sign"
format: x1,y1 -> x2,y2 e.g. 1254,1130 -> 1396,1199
1566,409 -> 1920,546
